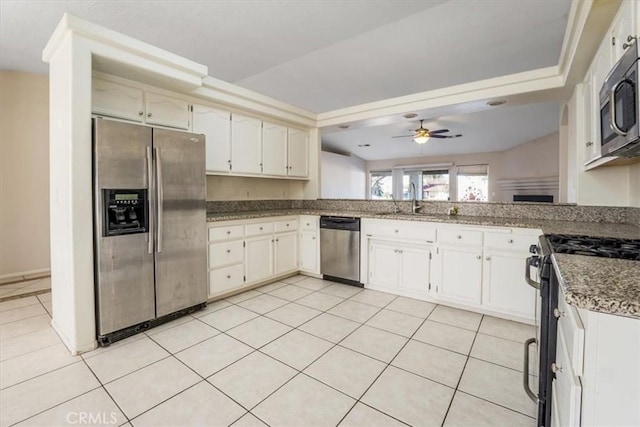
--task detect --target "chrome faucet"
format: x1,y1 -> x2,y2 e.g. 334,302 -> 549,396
409,183 -> 422,214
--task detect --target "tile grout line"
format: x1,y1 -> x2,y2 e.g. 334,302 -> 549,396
335,304 -> 438,426
439,314 -> 484,427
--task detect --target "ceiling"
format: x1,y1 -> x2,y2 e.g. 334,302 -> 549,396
1,0 -> 569,160
321,101 -> 561,161
1,0 -> 571,113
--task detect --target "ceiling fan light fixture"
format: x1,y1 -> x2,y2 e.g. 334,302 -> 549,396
414,135 -> 429,144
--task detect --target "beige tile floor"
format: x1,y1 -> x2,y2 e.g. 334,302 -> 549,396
0,275 -> 538,427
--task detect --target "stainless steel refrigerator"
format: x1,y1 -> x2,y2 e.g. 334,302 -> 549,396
93,118 -> 207,345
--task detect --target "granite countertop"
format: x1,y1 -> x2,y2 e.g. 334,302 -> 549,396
207,209 -> 640,319
552,254 -> 640,319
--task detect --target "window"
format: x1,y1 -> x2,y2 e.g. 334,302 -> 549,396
457,165 -> 488,202
370,171 -> 393,200
401,170 -> 449,200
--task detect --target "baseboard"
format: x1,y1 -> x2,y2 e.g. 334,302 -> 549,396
51,318 -> 97,356
0,268 -> 51,280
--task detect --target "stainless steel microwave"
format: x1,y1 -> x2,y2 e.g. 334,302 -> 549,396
600,40 -> 639,157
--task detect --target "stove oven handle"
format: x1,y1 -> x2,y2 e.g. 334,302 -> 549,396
525,256 -> 540,290
523,337 -> 538,403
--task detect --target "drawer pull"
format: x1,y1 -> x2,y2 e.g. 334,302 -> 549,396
551,362 -> 562,374
457,235 -> 462,239
476,255 -> 481,259
312,236 -> 316,240
226,249 -> 231,253
553,308 -> 565,319
508,239 -> 514,243
286,224 -> 290,227
485,256 -> 491,261
306,223 -> 310,226
226,275 -> 231,279
226,231 -> 231,235
259,227 -> 263,230
138,111 -> 144,116
394,229 -> 399,233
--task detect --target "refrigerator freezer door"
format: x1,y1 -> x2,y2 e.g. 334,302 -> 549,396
152,128 -> 207,317
93,119 -> 156,336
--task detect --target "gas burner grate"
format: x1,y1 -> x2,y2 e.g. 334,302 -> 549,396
546,234 -> 640,261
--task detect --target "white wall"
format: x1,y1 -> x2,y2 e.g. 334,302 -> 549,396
0,71 -> 50,277
321,151 -> 366,199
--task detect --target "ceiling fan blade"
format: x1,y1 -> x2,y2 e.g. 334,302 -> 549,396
428,129 -> 449,134
430,134 -> 462,139
391,135 -> 413,138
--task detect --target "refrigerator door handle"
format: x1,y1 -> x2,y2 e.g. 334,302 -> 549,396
155,146 -> 164,253
146,146 -> 154,254
523,337 -> 538,403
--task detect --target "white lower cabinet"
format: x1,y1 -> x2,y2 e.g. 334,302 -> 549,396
208,216 -> 311,298
363,218 -> 540,323
369,240 -> 431,299
482,250 -> 536,319
274,232 -> 297,275
245,235 -> 274,283
299,216 -> 320,274
437,244 -> 482,306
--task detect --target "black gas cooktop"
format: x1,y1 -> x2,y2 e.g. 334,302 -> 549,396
546,234 -> 640,260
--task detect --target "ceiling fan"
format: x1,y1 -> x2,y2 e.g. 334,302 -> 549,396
392,120 -> 462,144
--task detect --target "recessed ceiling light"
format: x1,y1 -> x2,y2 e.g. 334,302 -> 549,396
403,113 -> 418,119
487,99 -> 506,107
358,144 -> 371,147
338,124 -> 350,129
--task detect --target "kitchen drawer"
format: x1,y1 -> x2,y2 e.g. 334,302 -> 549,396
209,264 -> 245,295
245,222 -> 274,237
209,240 -> 244,269
484,232 -> 538,252
299,216 -> 318,231
209,225 -> 243,242
553,328 -> 582,427
557,290 -> 585,376
363,219 -> 436,243
275,219 -> 298,233
439,228 -> 483,246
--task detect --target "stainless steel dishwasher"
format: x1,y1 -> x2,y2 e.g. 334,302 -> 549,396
320,216 -> 362,287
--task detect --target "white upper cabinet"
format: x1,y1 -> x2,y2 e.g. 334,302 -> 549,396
582,72 -> 599,164
287,128 -> 309,178
262,122 -> 288,176
610,0 -> 635,63
231,114 -> 262,175
192,104 -> 231,173
92,78 -> 144,122
145,91 -> 190,130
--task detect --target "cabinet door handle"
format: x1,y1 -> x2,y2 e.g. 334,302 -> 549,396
138,111 -> 144,116
312,236 -> 316,240
276,238 -> 279,242
226,249 -> 231,253
226,231 -> 231,235
586,141 -> 593,147
259,227 -> 263,230
508,239 -> 514,243
476,255 -> 481,259
147,112 -> 152,117
394,229 -> 399,233
286,224 -> 290,227
485,256 -> 491,261
457,235 -> 462,239
226,275 -> 231,279
398,249 -> 403,254
306,223 -> 310,226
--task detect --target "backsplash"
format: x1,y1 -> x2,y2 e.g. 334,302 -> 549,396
207,199 -> 640,225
